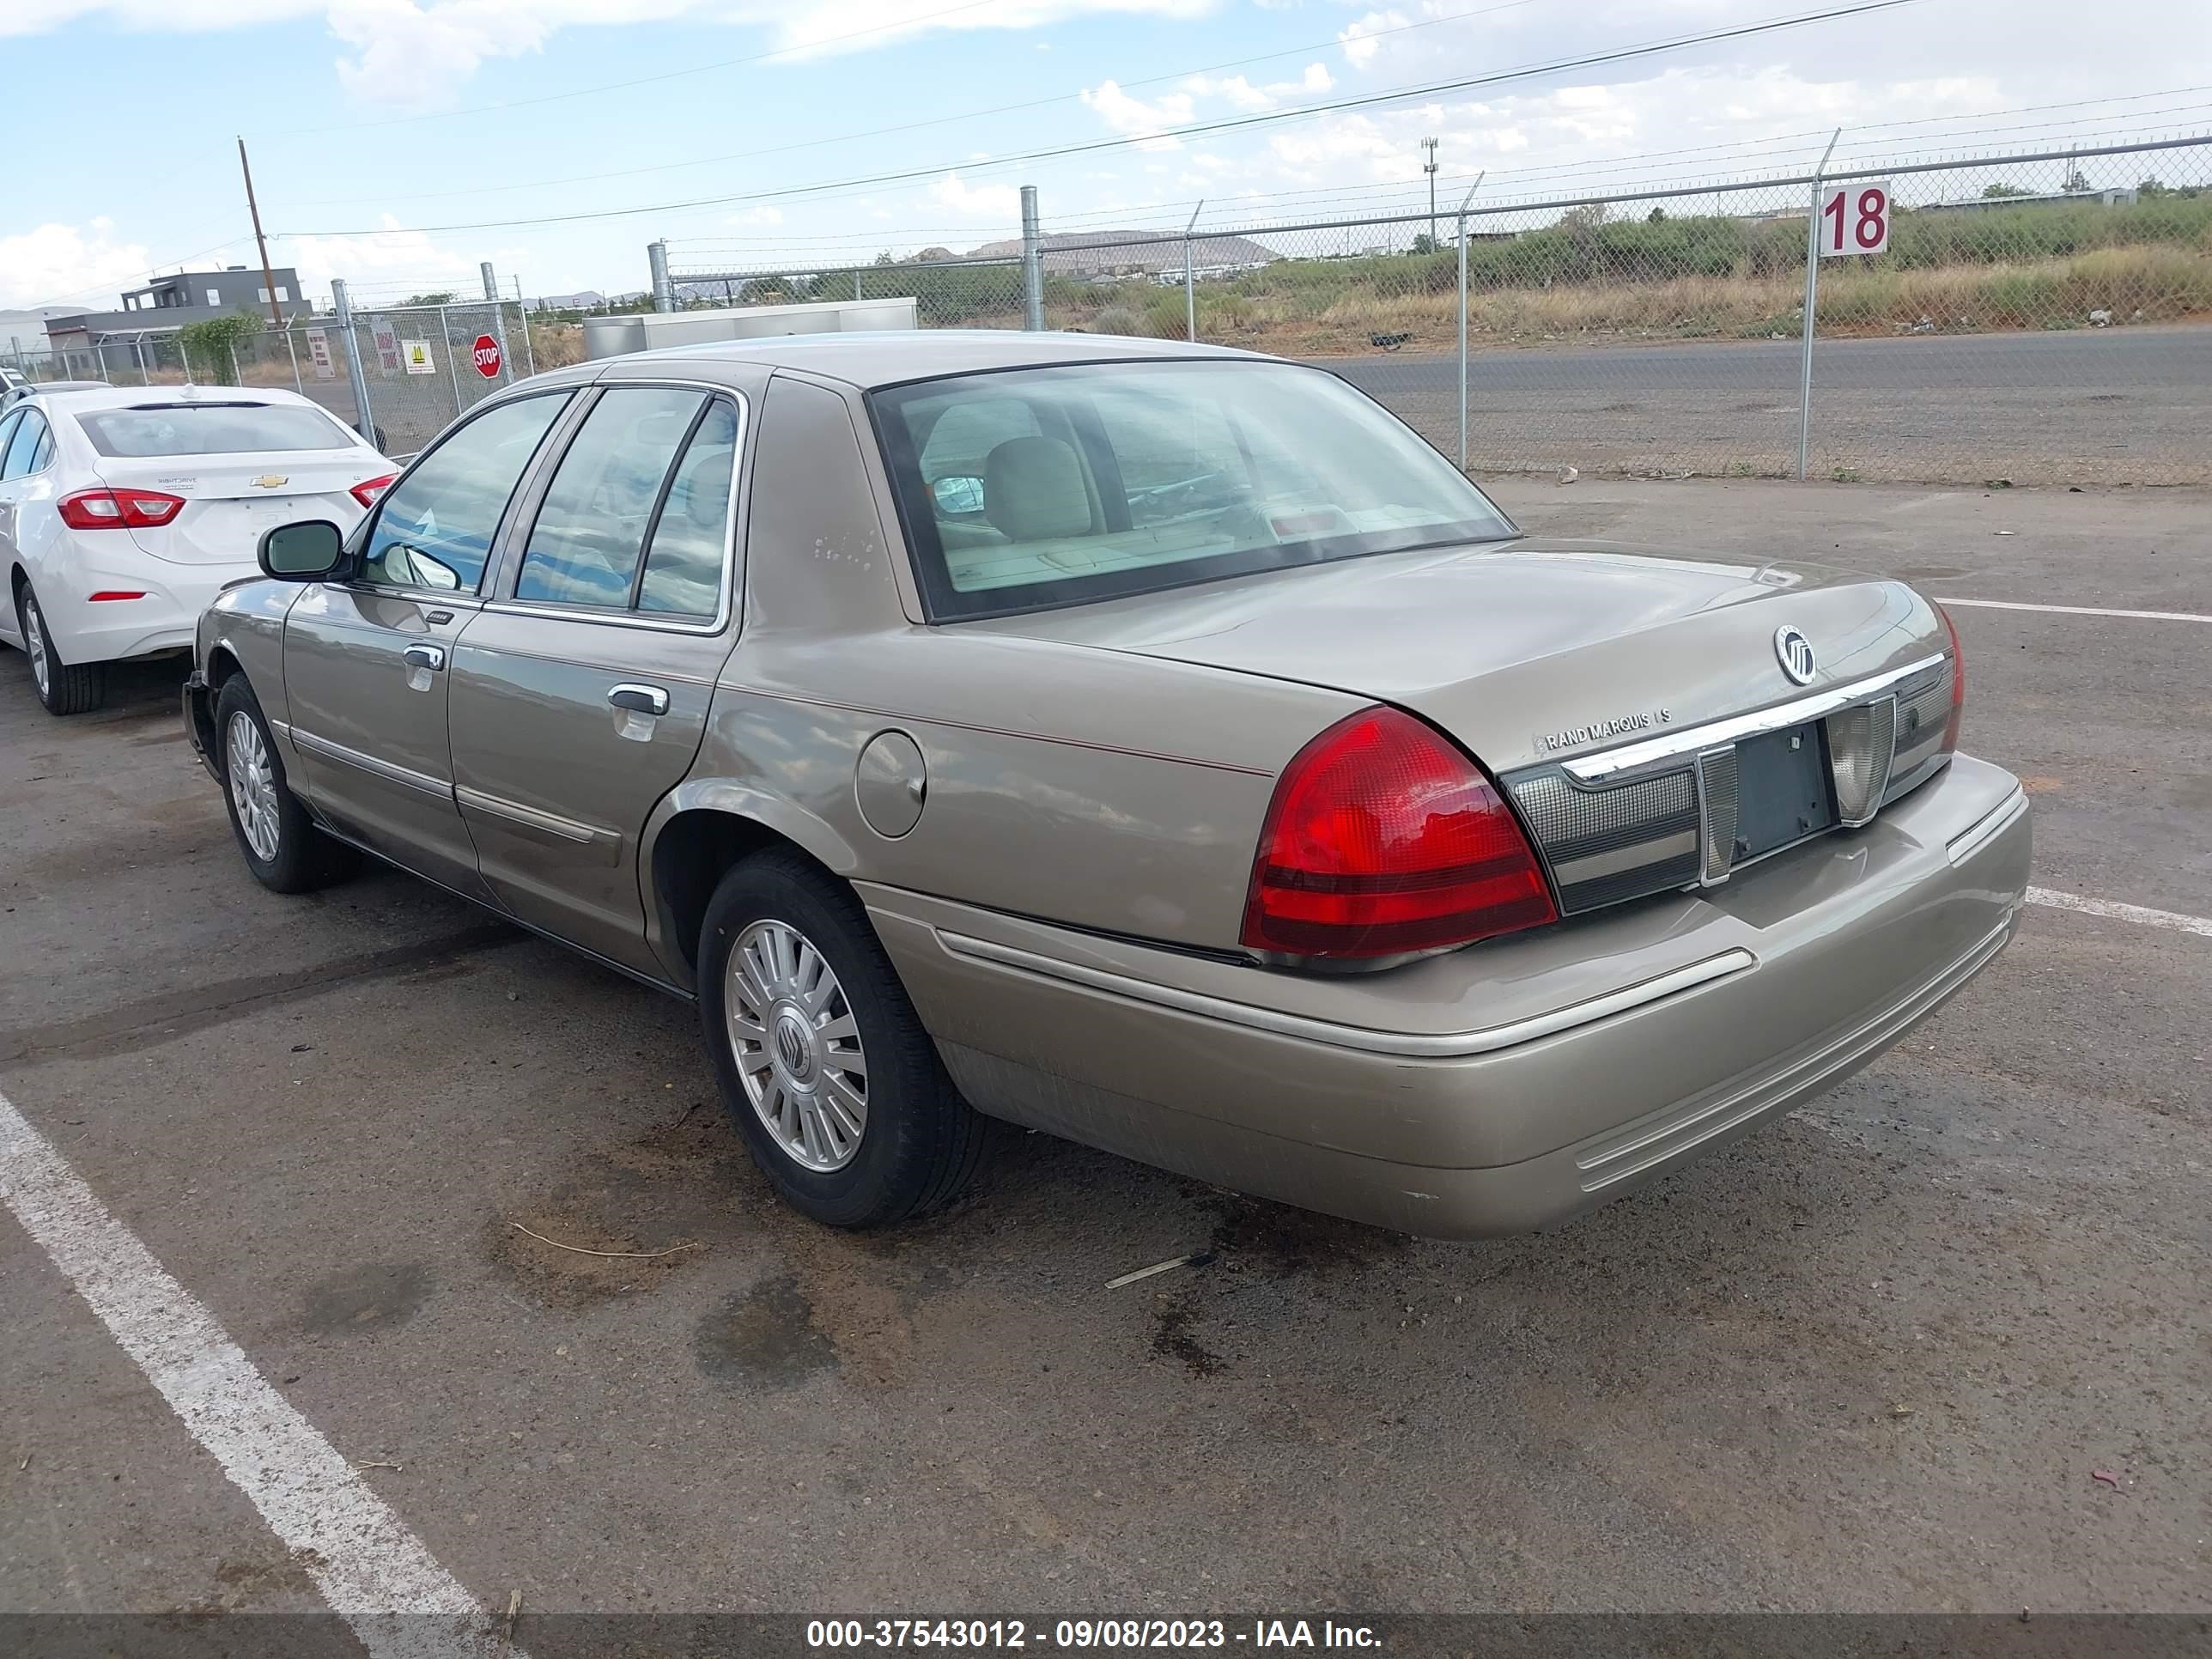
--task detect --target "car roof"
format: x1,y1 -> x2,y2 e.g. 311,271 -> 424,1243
604,328 -> 1267,391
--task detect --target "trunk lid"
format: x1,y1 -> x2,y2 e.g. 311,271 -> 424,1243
95,453 -> 379,567
975,538 -> 1943,775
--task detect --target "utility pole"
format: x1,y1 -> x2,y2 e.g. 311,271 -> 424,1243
1422,137 -> 1440,248
237,138 -> 286,332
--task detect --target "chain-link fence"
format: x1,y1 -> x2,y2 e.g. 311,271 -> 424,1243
307,295 -> 537,459
649,134 -> 2207,488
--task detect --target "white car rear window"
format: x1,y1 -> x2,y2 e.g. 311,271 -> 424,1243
77,404 -> 353,459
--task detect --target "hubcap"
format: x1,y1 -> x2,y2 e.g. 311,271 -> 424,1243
726,919 -> 868,1173
226,711 -> 283,863
23,599 -> 48,696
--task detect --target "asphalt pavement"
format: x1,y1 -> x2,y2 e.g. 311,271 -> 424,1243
1,479 -> 2208,1642
1328,323 -> 2212,485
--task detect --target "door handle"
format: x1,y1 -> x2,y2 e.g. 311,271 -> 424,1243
607,684 -> 670,717
402,642 -> 447,672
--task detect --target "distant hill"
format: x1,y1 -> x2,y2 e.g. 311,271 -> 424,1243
966,228 -> 1277,275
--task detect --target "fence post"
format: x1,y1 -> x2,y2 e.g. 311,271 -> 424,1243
1020,185 -> 1045,331
1183,199 -> 1205,343
1455,173 -> 1484,473
439,303 -> 463,410
854,270 -> 863,301
283,327 -> 304,395
1796,127 -> 1841,481
649,241 -> 674,313
331,279 -> 377,448
481,262 -> 514,384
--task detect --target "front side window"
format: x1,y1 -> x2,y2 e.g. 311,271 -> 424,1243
873,360 -> 1517,621
362,392 -> 570,592
77,403 -> 352,459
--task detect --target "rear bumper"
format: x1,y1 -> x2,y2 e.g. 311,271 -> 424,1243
866,755 -> 2031,1238
41,549 -> 254,665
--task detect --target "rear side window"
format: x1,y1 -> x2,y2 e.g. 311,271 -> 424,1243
362,392 -> 571,593
76,403 -> 352,458
0,411 -> 24,477
514,387 -> 736,618
2,412 -> 46,479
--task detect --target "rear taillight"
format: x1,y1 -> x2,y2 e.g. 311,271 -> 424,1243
1938,604 -> 1966,752
350,473 -> 398,509
57,488 -> 184,531
1241,706 -> 1558,963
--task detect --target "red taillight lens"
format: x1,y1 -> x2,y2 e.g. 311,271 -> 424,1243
1938,604 -> 1966,752
350,473 -> 398,509
57,488 -> 184,531
1241,706 -> 1558,963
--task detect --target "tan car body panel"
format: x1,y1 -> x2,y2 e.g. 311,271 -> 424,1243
187,331 -> 2029,1237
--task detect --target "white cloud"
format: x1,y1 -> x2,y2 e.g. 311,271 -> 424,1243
280,215 -> 483,301
927,171 -> 1022,220
1337,9 -> 1406,68
1181,61 -> 1334,112
1082,79 -> 1196,149
0,220 -> 151,311
725,204 -> 787,228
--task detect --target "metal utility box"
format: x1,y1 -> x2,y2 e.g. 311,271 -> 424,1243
582,298 -> 920,361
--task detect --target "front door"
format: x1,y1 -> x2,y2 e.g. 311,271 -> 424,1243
447,383 -> 743,975
283,389 -> 576,897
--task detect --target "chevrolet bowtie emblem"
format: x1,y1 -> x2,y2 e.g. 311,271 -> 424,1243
251,475 -> 288,489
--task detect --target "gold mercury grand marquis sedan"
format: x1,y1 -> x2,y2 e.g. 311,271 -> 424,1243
183,332 -> 2030,1237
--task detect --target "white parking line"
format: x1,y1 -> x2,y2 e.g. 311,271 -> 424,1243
0,1089 -> 524,1659
1940,599 -> 2212,623
2028,887 -> 2212,939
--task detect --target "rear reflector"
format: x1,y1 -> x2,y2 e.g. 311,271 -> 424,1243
88,592 -> 147,602
350,472 -> 398,509
58,487 -> 185,531
1242,706 -> 1557,963
1937,604 -> 1966,752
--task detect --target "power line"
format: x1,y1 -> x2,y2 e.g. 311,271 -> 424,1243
283,0 -> 1930,237
273,0 -> 1553,210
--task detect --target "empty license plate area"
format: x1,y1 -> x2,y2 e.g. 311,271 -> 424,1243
1728,721 -> 1835,864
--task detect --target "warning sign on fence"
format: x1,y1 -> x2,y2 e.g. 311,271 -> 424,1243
372,322 -> 401,374
402,340 -> 435,375
306,331 -> 334,380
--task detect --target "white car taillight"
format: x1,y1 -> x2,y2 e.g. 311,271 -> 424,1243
350,473 -> 398,509
57,488 -> 185,531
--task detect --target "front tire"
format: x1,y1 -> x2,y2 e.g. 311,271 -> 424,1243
699,849 -> 985,1228
215,676 -> 358,893
17,585 -> 106,715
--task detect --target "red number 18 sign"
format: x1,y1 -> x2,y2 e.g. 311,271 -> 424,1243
1818,180 -> 1889,258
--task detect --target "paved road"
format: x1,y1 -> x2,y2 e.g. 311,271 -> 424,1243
1326,323 -> 2212,485
2,481 -> 2208,1641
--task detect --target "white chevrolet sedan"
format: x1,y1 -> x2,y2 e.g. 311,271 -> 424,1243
0,385 -> 396,714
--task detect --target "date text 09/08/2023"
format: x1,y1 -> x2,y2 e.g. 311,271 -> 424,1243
807,1619 -> 1383,1649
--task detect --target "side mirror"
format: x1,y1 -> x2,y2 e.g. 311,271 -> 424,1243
258,520 -> 347,581
930,475 -> 986,517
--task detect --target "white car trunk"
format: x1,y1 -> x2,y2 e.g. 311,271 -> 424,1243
98,453 -> 374,565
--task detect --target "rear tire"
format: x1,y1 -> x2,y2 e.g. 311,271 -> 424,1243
699,849 -> 986,1228
215,675 -> 359,894
17,585 -> 106,715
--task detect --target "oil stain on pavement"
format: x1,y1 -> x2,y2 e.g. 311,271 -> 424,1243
695,1273 -> 838,1388
300,1262 -> 432,1335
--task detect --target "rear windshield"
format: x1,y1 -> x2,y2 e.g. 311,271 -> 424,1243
872,359 -> 1516,621
76,404 -> 353,459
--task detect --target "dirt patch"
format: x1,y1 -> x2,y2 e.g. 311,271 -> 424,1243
301,1263 -> 431,1335
211,1548 -> 324,1605
1197,1189 -> 1416,1280
1151,1301 -> 1226,1378
695,1273 -> 838,1388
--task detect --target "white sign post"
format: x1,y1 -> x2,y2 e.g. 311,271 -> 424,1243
1817,179 -> 1891,258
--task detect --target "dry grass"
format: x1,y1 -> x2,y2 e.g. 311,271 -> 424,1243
1070,241 -> 2212,357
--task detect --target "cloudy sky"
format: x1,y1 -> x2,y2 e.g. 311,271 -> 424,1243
3,0 -> 2208,317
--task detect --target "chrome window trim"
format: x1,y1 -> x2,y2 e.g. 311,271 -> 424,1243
291,727 -> 450,799
934,929 -> 1758,1059
1563,653 -> 1948,784
486,379 -> 748,638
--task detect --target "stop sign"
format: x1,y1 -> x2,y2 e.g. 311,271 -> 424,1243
471,335 -> 502,379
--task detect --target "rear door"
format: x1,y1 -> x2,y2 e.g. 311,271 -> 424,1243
283,390 -> 576,897
447,379 -> 745,975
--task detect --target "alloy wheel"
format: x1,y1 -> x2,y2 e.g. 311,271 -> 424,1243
226,711 -> 283,863
22,598 -> 49,698
726,918 -> 870,1172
